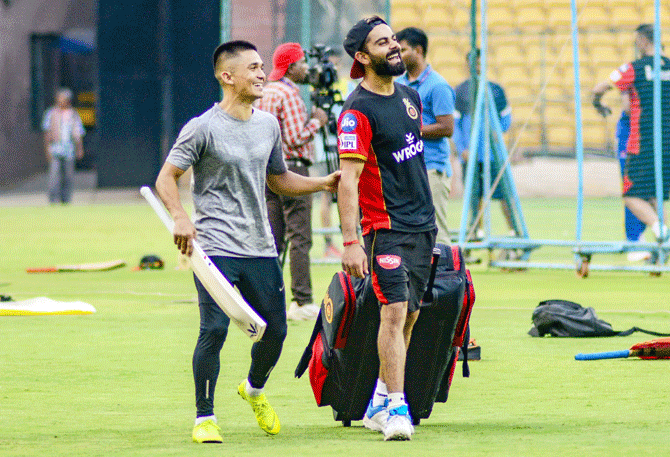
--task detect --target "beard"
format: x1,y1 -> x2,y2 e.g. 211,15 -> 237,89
369,51 -> 406,77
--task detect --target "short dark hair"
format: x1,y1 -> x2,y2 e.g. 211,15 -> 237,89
212,40 -> 257,70
636,24 -> 655,43
396,27 -> 428,56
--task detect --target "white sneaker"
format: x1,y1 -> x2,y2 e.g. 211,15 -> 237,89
287,302 -> 319,321
363,399 -> 388,432
383,405 -> 414,441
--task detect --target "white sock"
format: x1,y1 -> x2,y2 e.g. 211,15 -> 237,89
387,392 -> 406,410
245,379 -> 263,397
195,415 -> 216,425
372,379 -> 388,407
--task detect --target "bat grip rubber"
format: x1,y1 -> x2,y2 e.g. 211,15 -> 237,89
575,350 -> 630,360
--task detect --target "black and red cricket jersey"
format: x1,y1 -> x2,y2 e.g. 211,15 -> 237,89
337,82 -> 435,235
611,55 -> 670,156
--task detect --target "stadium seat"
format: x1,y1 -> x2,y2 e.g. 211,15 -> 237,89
546,3 -> 573,32
542,80 -> 571,104
516,4 -> 548,32
577,4 -> 611,30
511,100 -> 540,125
585,33 -> 623,69
544,102 -> 572,126
581,121 -> 610,150
422,1 -> 452,31
504,83 -> 535,105
487,5 -> 518,32
450,4 -> 474,30
615,32 -> 636,62
391,4 -> 422,28
545,124 -> 575,149
609,4 -> 643,28
640,4 -> 670,25
490,39 -> 526,69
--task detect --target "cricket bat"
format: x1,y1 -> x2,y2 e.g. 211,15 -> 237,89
575,337 -> 670,360
27,259 -> 126,273
140,186 -> 266,342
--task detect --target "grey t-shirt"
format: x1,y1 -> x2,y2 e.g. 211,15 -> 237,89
166,103 -> 287,257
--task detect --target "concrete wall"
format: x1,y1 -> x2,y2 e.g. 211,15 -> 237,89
0,0 -> 95,189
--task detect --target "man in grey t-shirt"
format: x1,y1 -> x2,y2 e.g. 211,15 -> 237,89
155,40 -> 339,443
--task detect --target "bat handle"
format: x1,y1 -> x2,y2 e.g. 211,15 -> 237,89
575,350 -> 631,360
140,186 -> 175,233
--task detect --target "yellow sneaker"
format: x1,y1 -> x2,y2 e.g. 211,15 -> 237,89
192,419 -> 223,443
237,381 -> 281,435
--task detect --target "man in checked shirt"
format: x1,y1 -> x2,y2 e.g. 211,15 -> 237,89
257,43 -> 329,321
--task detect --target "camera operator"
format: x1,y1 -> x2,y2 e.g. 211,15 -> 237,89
256,42 -> 328,321
307,46 -> 348,259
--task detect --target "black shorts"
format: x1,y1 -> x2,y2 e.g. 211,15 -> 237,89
623,149 -> 670,200
363,229 -> 436,312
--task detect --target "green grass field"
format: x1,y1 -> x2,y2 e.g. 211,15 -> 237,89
1,197 -> 669,456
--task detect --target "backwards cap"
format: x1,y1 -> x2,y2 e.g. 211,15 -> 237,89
343,16 -> 388,79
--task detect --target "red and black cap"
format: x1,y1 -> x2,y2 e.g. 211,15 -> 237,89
343,16 -> 388,79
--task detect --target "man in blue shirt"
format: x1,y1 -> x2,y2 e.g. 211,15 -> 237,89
453,49 -> 514,236
397,27 -> 455,244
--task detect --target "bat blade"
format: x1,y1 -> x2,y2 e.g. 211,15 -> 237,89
140,186 -> 266,342
630,337 -> 670,359
27,259 -> 126,273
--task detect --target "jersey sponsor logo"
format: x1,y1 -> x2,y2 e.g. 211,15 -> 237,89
391,133 -> 424,163
403,98 -> 419,119
376,254 -> 401,270
341,112 -> 358,132
644,65 -> 670,81
339,133 -> 358,150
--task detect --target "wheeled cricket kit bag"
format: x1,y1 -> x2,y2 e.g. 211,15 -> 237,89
295,243 -> 475,426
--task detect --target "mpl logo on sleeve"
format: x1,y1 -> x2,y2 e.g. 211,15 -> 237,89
376,254 -> 401,270
339,133 -> 358,150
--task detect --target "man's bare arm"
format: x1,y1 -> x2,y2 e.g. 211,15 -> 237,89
155,162 -> 196,256
592,81 -> 613,117
337,158 -> 368,278
421,114 -> 454,139
266,170 -> 340,197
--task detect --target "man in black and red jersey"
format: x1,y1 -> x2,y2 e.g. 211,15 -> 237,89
336,16 -> 436,441
592,24 -> 670,242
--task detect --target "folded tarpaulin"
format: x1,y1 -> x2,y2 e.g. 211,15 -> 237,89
0,297 -> 95,315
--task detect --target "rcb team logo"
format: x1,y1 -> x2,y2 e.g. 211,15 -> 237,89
323,292 -> 334,323
403,98 -> 418,120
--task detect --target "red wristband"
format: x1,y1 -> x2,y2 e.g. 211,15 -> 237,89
343,239 -> 360,247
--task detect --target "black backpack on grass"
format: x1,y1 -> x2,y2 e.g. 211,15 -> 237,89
528,300 -> 670,337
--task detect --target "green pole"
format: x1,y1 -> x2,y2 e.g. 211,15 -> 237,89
218,0 -> 231,99
469,0 -> 477,92
220,0 -> 231,43
301,0 -> 310,49
300,0 -> 311,103
385,0 -> 391,22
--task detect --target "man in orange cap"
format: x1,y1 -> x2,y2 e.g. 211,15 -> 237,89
257,43 -> 329,321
